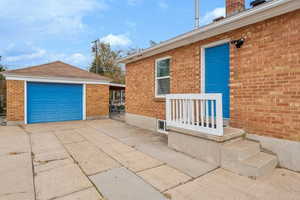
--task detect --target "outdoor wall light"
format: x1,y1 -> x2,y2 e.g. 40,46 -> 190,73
231,38 -> 245,48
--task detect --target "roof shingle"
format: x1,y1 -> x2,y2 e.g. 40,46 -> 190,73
3,61 -> 112,82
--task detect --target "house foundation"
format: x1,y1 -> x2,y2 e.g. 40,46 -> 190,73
246,134 -> 300,172
125,113 -> 157,132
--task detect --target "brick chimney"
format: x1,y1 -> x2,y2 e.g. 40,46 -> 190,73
226,0 -> 245,16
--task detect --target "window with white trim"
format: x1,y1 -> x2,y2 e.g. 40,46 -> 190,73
155,57 -> 170,97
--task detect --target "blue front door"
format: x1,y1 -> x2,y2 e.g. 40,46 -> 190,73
205,43 -> 230,118
27,82 -> 83,124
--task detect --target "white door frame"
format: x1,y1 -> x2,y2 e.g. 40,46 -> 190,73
200,39 -> 230,93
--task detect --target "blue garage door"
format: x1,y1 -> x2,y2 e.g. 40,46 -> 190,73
205,43 -> 230,118
27,82 -> 83,124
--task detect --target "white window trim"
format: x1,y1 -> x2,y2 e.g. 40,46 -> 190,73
157,119 -> 168,134
155,56 -> 171,98
200,39 -> 230,93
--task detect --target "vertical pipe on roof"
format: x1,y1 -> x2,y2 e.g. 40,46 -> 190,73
195,0 -> 200,29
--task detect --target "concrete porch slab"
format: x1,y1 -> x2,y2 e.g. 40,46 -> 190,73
137,165 -> 191,192
65,141 -> 120,175
136,142 -> 218,178
0,134 -> 31,156
54,129 -> 86,144
0,126 -> 27,137
33,149 -> 74,173
35,164 -> 92,200
55,187 -> 103,200
0,153 -> 35,200
31,133 -> 65,154
90,167 -> 167,200
111,150 -> 164,172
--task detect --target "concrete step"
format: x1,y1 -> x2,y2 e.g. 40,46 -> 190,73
221,139 -> 278,178
222,151 -> 278,179
240,152 -> 278,178
221,140 -> 260,162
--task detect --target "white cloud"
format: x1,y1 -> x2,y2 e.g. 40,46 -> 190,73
127,0 -> 142,6
6,49 -> 46,62
100,34 -> 132,47
0,0 -> 108,36
65,53 -> 89,65
45,52 -> 90,66
1,43 -> 90,68
158,1 -> 168,9
3,44 -> 46,62
202,7 -> 225,25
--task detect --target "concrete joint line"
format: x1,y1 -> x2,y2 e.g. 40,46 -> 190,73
19,125 -> 37,200
52,132 -> 106,199
135,163 -> 167,174
91,125 -> 164,165
48,186 -> 93,200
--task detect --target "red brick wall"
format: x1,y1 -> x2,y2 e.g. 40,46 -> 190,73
6,80 -> 24,122
86,84 -> 109,117
126,10 -> 300,141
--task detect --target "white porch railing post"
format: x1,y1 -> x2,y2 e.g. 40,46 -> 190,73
166,93 -> 224,136
215,94 -> 223,135
166,97 -> 171,122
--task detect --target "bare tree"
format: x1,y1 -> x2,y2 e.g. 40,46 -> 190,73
90,42 -> 125,84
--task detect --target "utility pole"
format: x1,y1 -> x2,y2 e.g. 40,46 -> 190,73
92,39 -> 99,74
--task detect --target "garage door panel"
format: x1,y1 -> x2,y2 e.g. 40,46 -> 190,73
27,82 -> 83,124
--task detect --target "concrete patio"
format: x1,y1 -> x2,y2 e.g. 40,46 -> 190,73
0,119 -> 300,200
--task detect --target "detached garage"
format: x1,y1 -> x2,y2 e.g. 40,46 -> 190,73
2,61 -> 117,125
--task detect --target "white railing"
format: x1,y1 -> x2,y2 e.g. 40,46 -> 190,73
166,93 -> 224,136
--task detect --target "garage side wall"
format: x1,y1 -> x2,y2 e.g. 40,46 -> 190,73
6,80 -> 24,123
86,84 -> 109,119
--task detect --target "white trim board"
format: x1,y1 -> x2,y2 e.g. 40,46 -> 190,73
5,75 -> 126,87
83,84 -> 87,120
24,81 -> 27,124
6,76 -> 110,85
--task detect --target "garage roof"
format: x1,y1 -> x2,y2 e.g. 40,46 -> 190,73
2,61 -> 112,82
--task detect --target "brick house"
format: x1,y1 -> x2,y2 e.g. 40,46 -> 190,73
2,61 -> 124,125
119,0 -> 300,174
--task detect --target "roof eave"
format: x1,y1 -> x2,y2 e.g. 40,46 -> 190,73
3,73 -> 112,84
118,0 -> 300,64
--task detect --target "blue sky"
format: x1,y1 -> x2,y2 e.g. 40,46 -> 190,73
0,0 -> 252,70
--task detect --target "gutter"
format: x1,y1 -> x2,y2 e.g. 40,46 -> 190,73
118,0 -> 300,64
3,74 -> 114,85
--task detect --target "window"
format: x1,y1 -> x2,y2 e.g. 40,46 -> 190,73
155,57 -> 170,97
157,119 -> 167,134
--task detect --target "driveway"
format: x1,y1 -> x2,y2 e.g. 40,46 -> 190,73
0,119 -> 300,200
